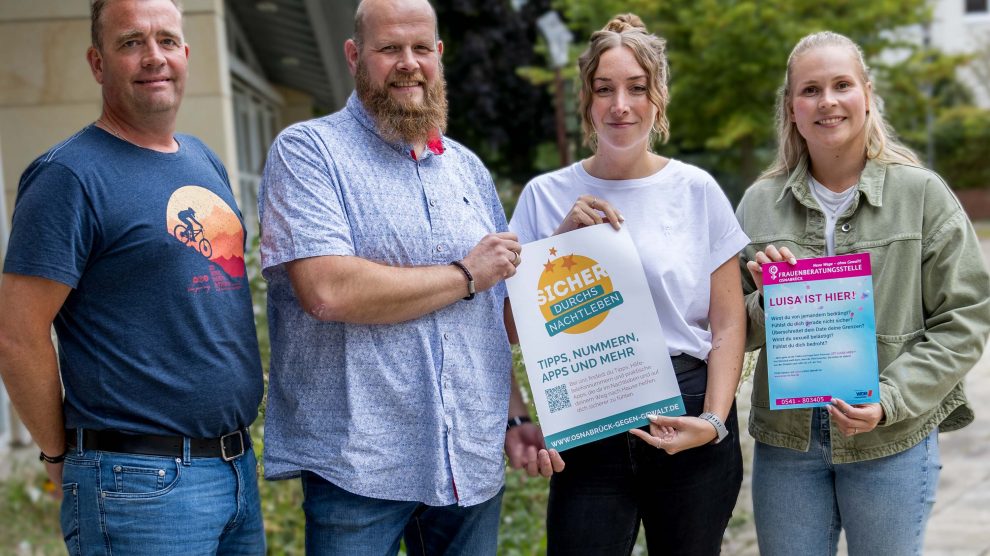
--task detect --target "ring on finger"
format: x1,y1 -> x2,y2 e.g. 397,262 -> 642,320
512,251 -> 520,265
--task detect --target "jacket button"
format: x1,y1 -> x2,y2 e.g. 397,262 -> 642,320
840,223 -> 851,232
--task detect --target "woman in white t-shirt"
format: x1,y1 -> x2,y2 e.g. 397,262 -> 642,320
508,14 -> 749,556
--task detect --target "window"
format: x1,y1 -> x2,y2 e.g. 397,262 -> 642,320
232,79 -> 279,248
967,0 -> 988,13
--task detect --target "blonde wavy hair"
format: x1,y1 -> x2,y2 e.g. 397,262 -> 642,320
761,31 -> 919,179
577,14 -> 670,152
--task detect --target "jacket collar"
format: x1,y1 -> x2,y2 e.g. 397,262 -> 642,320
776,156 -> 886,210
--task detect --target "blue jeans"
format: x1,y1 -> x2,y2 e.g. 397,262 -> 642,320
546,357 -> 743,556
300,472 -> 503,556
60,435 -> 265,555
753,407 -> 940,556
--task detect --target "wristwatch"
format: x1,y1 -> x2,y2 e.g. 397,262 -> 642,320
698,412 -> 728,444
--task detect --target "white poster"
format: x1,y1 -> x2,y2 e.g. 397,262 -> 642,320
506,224 -> 684,451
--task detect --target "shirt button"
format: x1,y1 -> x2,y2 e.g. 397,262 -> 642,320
437,244 -> 445,252
840,223 -> 851,232
443,333 -> 450,340
429,199 -> 436,207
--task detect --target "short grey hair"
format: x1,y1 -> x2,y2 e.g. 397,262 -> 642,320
91,0 -> 184,50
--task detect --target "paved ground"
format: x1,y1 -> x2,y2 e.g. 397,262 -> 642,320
723,239 -> 990,555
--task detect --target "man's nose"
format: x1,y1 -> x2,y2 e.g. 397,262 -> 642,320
396,47 -> 419,73
141,41 -> 166,68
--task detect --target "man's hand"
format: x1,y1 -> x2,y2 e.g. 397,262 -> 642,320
44,461 -> 63,501
461,232 -> 522,291
505,423 -> 565,478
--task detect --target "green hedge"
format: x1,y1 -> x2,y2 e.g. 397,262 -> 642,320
934,106 -> 990,190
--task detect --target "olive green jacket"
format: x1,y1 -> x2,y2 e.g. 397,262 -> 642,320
735,157 -> 990,463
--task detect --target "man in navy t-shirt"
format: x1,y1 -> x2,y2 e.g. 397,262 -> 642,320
0,0 -> 264,553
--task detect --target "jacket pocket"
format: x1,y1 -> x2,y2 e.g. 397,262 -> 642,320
876,328 -> 925,369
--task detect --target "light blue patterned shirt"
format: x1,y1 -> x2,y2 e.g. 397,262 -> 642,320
259,93 -> 512,506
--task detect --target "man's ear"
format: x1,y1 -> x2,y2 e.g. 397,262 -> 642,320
437,40 -> 443,58
345,39 -> 359,76
87,46 -> 104,84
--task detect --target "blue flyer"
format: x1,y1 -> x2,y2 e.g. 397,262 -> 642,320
763,253 -> 880,409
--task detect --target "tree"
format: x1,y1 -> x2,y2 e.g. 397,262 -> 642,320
555,0 -> 933,200
434,0 -> 558,186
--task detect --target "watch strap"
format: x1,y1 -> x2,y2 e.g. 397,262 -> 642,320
506,415 -> 532,430
698,412 -> 728,444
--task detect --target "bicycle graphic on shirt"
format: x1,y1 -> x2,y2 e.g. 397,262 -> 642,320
173,207 -> 213,258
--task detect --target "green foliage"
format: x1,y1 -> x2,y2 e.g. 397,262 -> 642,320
932,106 -> 990,189
878,44 -> 973,159
434,0 -> 558,185
0,470 -> 63,554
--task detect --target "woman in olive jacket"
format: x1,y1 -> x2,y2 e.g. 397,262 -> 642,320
736,31 -> 990,556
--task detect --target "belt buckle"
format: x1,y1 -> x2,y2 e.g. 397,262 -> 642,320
220,430 -> 245,461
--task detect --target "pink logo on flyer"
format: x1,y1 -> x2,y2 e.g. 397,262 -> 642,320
763,253 -> 871,285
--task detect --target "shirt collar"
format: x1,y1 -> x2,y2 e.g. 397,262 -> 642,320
777,156 -> 886,209
345,91 -> 446,161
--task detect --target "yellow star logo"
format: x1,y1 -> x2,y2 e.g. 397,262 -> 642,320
561,255 -> 577,271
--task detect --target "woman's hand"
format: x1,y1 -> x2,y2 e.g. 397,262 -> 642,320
628,414 -> 718,455
554,195 -> 624,236
827,398 -> 884,437
746,244 -> 797,294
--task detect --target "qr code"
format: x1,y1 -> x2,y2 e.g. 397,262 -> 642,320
546,384 -> 571,413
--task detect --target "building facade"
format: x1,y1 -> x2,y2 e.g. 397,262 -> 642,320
933,0 -> 990,107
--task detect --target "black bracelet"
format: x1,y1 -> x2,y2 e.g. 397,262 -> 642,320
39,450 -> 66,464
450,260 -> 476,300
506,415 -> 532,430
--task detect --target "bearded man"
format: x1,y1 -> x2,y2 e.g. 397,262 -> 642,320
257,0 -> 560,553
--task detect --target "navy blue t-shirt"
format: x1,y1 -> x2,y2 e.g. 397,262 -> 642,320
4,126 -> 263,438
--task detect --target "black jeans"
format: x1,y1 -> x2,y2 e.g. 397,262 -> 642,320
546,355 -> 743,556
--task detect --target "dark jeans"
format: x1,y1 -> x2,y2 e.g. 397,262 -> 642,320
547,356 -> 743,556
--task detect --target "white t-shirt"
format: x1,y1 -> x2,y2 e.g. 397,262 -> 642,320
509,159 -> 750,361
808,175 -> 857,256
